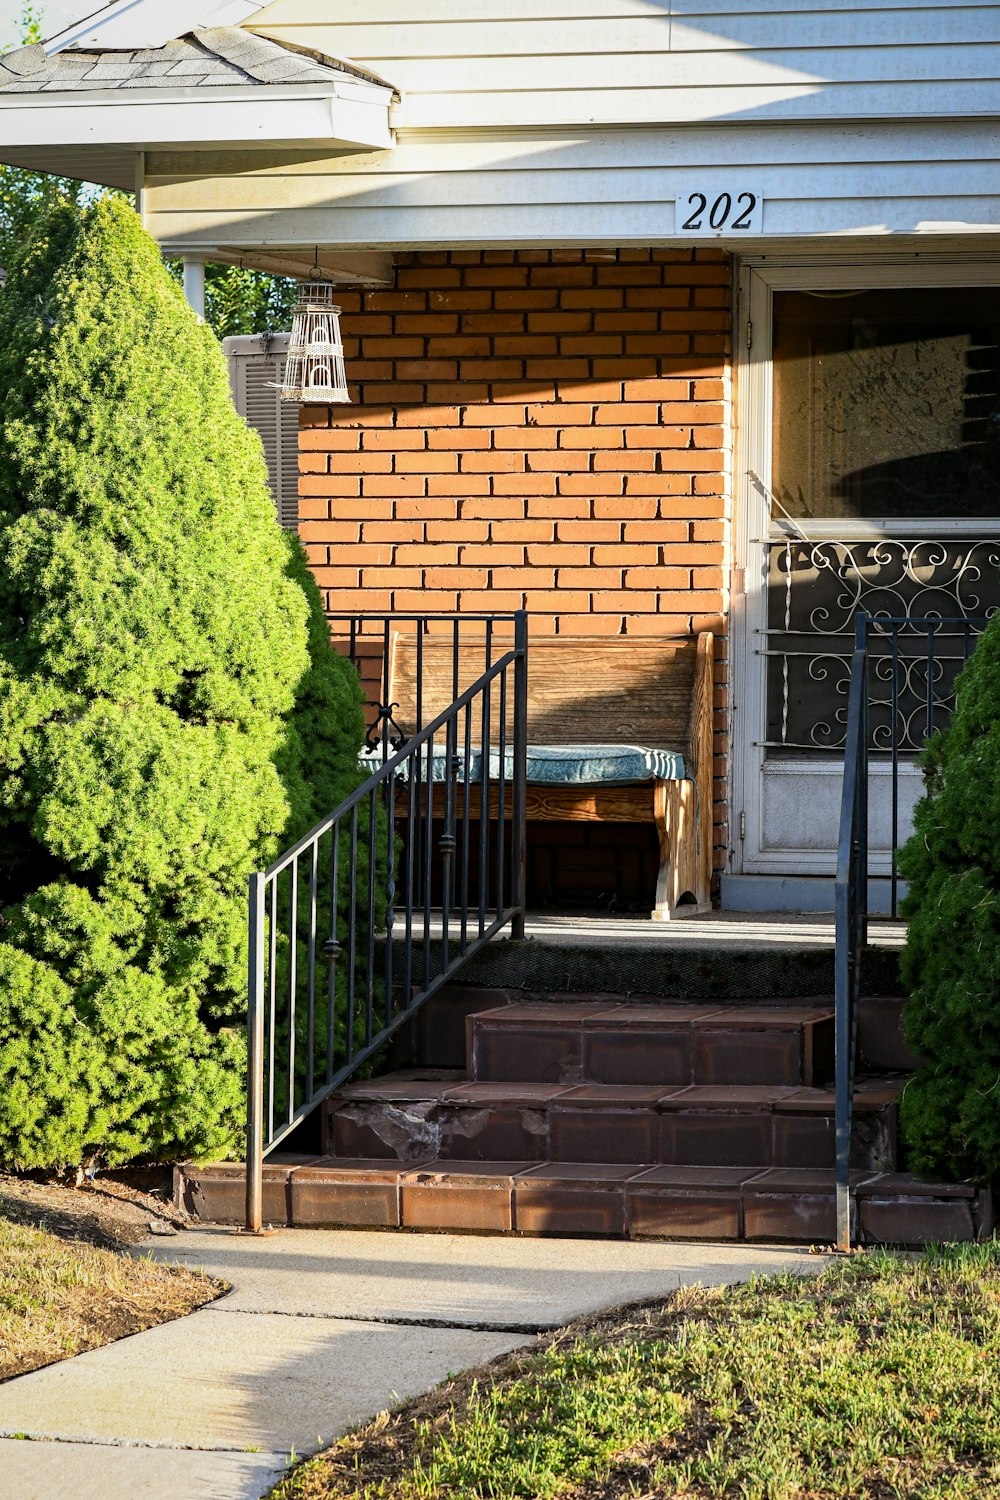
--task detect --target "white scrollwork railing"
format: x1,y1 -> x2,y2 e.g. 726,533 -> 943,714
762,538 -> 999,753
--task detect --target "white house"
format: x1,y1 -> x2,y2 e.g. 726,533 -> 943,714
2,0 -> 1000,913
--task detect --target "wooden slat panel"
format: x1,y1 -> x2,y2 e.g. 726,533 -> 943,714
396,782 -> 654,822
389,637 -> 697,760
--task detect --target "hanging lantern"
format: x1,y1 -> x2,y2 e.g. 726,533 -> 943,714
278,280 -> 350,404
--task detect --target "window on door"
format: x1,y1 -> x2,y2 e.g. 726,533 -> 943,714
765,287 -> 1000,757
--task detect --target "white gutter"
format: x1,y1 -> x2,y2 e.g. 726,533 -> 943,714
0,82 -> 394,153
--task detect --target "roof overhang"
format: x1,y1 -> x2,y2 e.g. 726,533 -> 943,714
0,80 -> 393,191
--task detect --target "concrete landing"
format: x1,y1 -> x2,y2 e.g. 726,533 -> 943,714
0,1439 -> 287,1500
142,1227 -> 819,1330
0,1307 -> 520,1457
0,1227 -> 823,1500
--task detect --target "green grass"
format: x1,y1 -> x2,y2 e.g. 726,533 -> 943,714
0,1210 -> 219,1381
273,1244 -> 1000,1500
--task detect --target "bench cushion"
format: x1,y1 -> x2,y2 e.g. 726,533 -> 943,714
363,743 -> 686,786
360,747 -> 472,782
487,744 -> 687,785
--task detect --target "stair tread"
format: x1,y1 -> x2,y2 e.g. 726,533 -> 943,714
478,1002 -> 610,1022
329,1073 -> 898,1111
690,1007 -> 835,1028
474,1002 -> 834,1027
443,1081 -> 581,1104
178,1159 -> 990,1243
337,1071 -> 463,1102
198,1158 -> 973,1196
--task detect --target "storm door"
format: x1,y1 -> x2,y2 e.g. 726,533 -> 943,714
734,265 -> 1000,882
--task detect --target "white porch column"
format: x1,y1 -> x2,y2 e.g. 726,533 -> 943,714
181,255 -> 206,319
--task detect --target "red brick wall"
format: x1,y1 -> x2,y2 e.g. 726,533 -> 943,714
298,247 -> 732,879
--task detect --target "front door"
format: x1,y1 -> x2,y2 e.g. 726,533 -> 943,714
732,260 -> 1000,887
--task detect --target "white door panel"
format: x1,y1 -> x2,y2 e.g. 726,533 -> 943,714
732,256 -> 1000,879
760,760 -> 922,860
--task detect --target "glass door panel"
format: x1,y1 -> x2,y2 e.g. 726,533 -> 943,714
766,288 -> 1000,767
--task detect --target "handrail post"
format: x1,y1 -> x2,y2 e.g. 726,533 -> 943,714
855,612 -> 870,946
834,882 -> 853,1252
511,610 -> 529,940
245,871 -> 266,1234
834,626 -> 869,1254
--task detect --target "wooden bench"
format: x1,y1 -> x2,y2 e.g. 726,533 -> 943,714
387,633 -> 714,921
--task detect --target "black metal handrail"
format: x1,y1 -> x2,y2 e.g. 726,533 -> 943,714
833,628 -> 868,1251
833,612 -> 987,1250
245,611 -> 528,1232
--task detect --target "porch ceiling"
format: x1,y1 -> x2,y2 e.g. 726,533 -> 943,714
207,244 -> 394,283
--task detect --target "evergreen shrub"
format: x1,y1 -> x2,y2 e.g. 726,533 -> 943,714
0,197 -> 365,1170
898,616 -> 1000,1183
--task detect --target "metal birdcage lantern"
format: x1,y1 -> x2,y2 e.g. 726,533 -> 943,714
279,280 -> 350,403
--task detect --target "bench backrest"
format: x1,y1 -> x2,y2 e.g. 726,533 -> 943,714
388,634 -> 713,770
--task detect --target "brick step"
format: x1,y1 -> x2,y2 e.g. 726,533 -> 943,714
323,1071 -> 901,1172
466,1001 -> 835,1088
857,996 -> 923,1072
176,1158 -> 993,1247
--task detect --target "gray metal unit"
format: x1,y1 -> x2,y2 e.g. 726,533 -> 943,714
224,332 -> 299,530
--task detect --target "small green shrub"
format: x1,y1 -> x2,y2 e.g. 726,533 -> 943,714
898,616 -> 1000,1183
0,197 -> 365,1170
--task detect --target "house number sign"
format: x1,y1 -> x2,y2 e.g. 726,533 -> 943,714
678,187 -> 763,235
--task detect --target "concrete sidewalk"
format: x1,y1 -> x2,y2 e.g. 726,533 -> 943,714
0,1228 -> 826,1500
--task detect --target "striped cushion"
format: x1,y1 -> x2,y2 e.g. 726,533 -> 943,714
485,744 -> 686,785
363,744 -> 686,786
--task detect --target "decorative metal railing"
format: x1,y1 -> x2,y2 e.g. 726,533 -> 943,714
244,612 -> 528,1232
833,613 -> 987,1251
833,620 -> 869,1253
763,537 -> 1000,753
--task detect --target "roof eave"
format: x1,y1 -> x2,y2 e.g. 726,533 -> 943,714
0,82 -> 394,162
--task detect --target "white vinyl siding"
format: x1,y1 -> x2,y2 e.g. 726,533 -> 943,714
247,0 -> 1000,130
225,333 -> 299,529
144,118 -> 1000,250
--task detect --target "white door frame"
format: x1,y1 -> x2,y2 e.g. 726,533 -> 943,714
731,251 -> 1000,878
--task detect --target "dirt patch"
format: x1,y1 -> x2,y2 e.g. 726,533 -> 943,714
0,1169 -> 188,1250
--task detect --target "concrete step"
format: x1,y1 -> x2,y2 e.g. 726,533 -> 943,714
400,932 -> 903,1004
322,1071 -> 900,1172
175,1158 -> 993,1247
467,1002 -> 835,1087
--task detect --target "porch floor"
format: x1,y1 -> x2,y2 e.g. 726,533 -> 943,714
408,907 -> 905,1001
481,910 -> 906,951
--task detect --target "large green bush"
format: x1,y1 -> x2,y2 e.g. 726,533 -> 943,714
0,197 -> 364,1170
898,617 -> 1000,1183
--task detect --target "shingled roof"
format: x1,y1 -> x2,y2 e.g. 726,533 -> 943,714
0,27 -> 381,92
